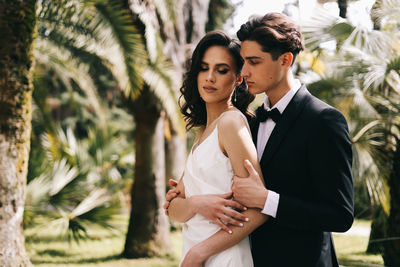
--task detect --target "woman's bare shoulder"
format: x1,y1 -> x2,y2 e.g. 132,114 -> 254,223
218,109 -> 248,134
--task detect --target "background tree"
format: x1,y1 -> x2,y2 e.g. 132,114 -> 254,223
25,0 -> 143,241
0,0 -> 37,266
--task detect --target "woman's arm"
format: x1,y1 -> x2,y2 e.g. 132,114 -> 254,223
181,112 -> 268,266
167,175 -> 196,222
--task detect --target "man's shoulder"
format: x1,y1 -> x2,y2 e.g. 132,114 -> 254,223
302,89 -> 343,116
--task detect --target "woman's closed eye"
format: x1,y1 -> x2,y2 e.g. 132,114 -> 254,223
217,68 -> 229,74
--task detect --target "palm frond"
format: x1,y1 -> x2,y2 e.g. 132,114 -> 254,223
342,26 -> 393,57
35,40 -> 107,128
143,63 -> 185,136
371,0 -> 400,24
302,6 -> 352,51
89,0 -> 146,97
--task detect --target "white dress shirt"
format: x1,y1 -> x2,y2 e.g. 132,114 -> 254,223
258,80 -> 301,218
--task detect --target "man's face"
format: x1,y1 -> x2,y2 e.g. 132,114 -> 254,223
240,40 -> 284,96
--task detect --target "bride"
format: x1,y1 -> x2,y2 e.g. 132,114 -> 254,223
167,31 -> 267,267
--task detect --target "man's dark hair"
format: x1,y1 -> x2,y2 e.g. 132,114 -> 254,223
237,12 -> 304,64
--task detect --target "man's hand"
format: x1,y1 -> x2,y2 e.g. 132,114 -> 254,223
190,192 -> 248,234
164,179 -> 179,216
232,160 -> 268,209
180,246 -> 205,267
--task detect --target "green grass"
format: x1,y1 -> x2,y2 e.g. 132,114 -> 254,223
26,217 -> 383,267
25,214 -> 181,267
333,220 -> 384,267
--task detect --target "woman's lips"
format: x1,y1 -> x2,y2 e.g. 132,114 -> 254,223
203,86 -> 217,93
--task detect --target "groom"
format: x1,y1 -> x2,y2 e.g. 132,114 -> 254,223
165,12 -> 354,267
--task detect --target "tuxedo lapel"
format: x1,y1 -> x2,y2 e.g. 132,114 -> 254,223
260,85 -> 310,166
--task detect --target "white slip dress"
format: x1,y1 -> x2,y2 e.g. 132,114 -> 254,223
180,110 -> 254,267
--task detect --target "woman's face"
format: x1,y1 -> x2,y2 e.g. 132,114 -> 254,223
197,46 -> 241,105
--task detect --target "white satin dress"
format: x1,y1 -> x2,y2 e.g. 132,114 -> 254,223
180,110 -> 253,267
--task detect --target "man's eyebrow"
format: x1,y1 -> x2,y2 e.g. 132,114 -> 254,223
244,56 -> 262,60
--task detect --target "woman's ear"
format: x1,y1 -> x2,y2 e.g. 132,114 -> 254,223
235,74 -> 243,86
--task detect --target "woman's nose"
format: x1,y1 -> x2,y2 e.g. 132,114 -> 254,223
206,70 -> 216,83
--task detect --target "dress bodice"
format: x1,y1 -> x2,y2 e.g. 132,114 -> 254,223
180,110 -> 253,267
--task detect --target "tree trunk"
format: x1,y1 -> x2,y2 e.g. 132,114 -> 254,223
166,131 -> 186,182
0,1 -> 37,266
337,0 -> 347,18
123,87 -> 170,257
383,140 -> 400,266
367,205 -> 387,254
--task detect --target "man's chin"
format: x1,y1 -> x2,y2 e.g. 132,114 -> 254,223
249,87 -> 263,95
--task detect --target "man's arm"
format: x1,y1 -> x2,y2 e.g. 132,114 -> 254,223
233,108 -> 354,233
275,108 -> 354,232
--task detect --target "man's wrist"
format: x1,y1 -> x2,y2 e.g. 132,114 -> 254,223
261,190 -> 280,218
257,188 -> 268,209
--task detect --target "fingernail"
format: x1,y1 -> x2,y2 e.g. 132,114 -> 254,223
239,223 -> 243,227
245,218 -> 249,222
243,207 -> 248,210
229,230 -> 233,234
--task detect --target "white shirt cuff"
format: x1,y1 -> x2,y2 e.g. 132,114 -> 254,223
261,190 -> 280,218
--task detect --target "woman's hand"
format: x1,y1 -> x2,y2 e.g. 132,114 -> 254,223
189,193 -> 248,233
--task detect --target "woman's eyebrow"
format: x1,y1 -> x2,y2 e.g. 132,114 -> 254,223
201,61 -> 230,68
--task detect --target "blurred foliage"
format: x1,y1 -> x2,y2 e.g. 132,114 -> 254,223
206,0 -> 235,31
300,1 -> 400,215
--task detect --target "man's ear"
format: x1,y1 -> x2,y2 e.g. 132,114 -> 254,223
280,52 -> 294,69
235,74 -> 243,86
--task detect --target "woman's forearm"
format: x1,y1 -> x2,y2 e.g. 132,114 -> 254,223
191,208 -> 268,261
168,197 -> 197,223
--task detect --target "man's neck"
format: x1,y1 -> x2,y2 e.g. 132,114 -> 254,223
267,74 -> 297,107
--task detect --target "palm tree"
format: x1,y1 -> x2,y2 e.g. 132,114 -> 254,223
0,0 -> 37,266
34,0 -> 183,257
301,2 -> 400,264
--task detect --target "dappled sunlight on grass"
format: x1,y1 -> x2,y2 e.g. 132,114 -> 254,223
25,214 -> 181,267
25,217 -> 383,267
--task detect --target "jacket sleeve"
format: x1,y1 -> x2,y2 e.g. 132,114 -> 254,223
275,107 -> 354,232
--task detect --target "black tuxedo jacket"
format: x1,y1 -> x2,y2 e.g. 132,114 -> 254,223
250,85 -> 354,267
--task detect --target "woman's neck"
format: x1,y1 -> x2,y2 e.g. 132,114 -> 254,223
205,101 -> 233,127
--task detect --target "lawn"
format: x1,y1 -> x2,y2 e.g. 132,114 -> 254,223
25,217 -> 383,267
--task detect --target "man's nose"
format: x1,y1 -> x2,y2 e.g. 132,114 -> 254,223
241,64 -> 250,78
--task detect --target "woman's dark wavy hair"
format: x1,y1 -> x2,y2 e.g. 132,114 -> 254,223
180,30 -> 255,130
237,12 -> 304,65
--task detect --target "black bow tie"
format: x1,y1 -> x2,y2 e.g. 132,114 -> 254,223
255,105 -> 281,123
